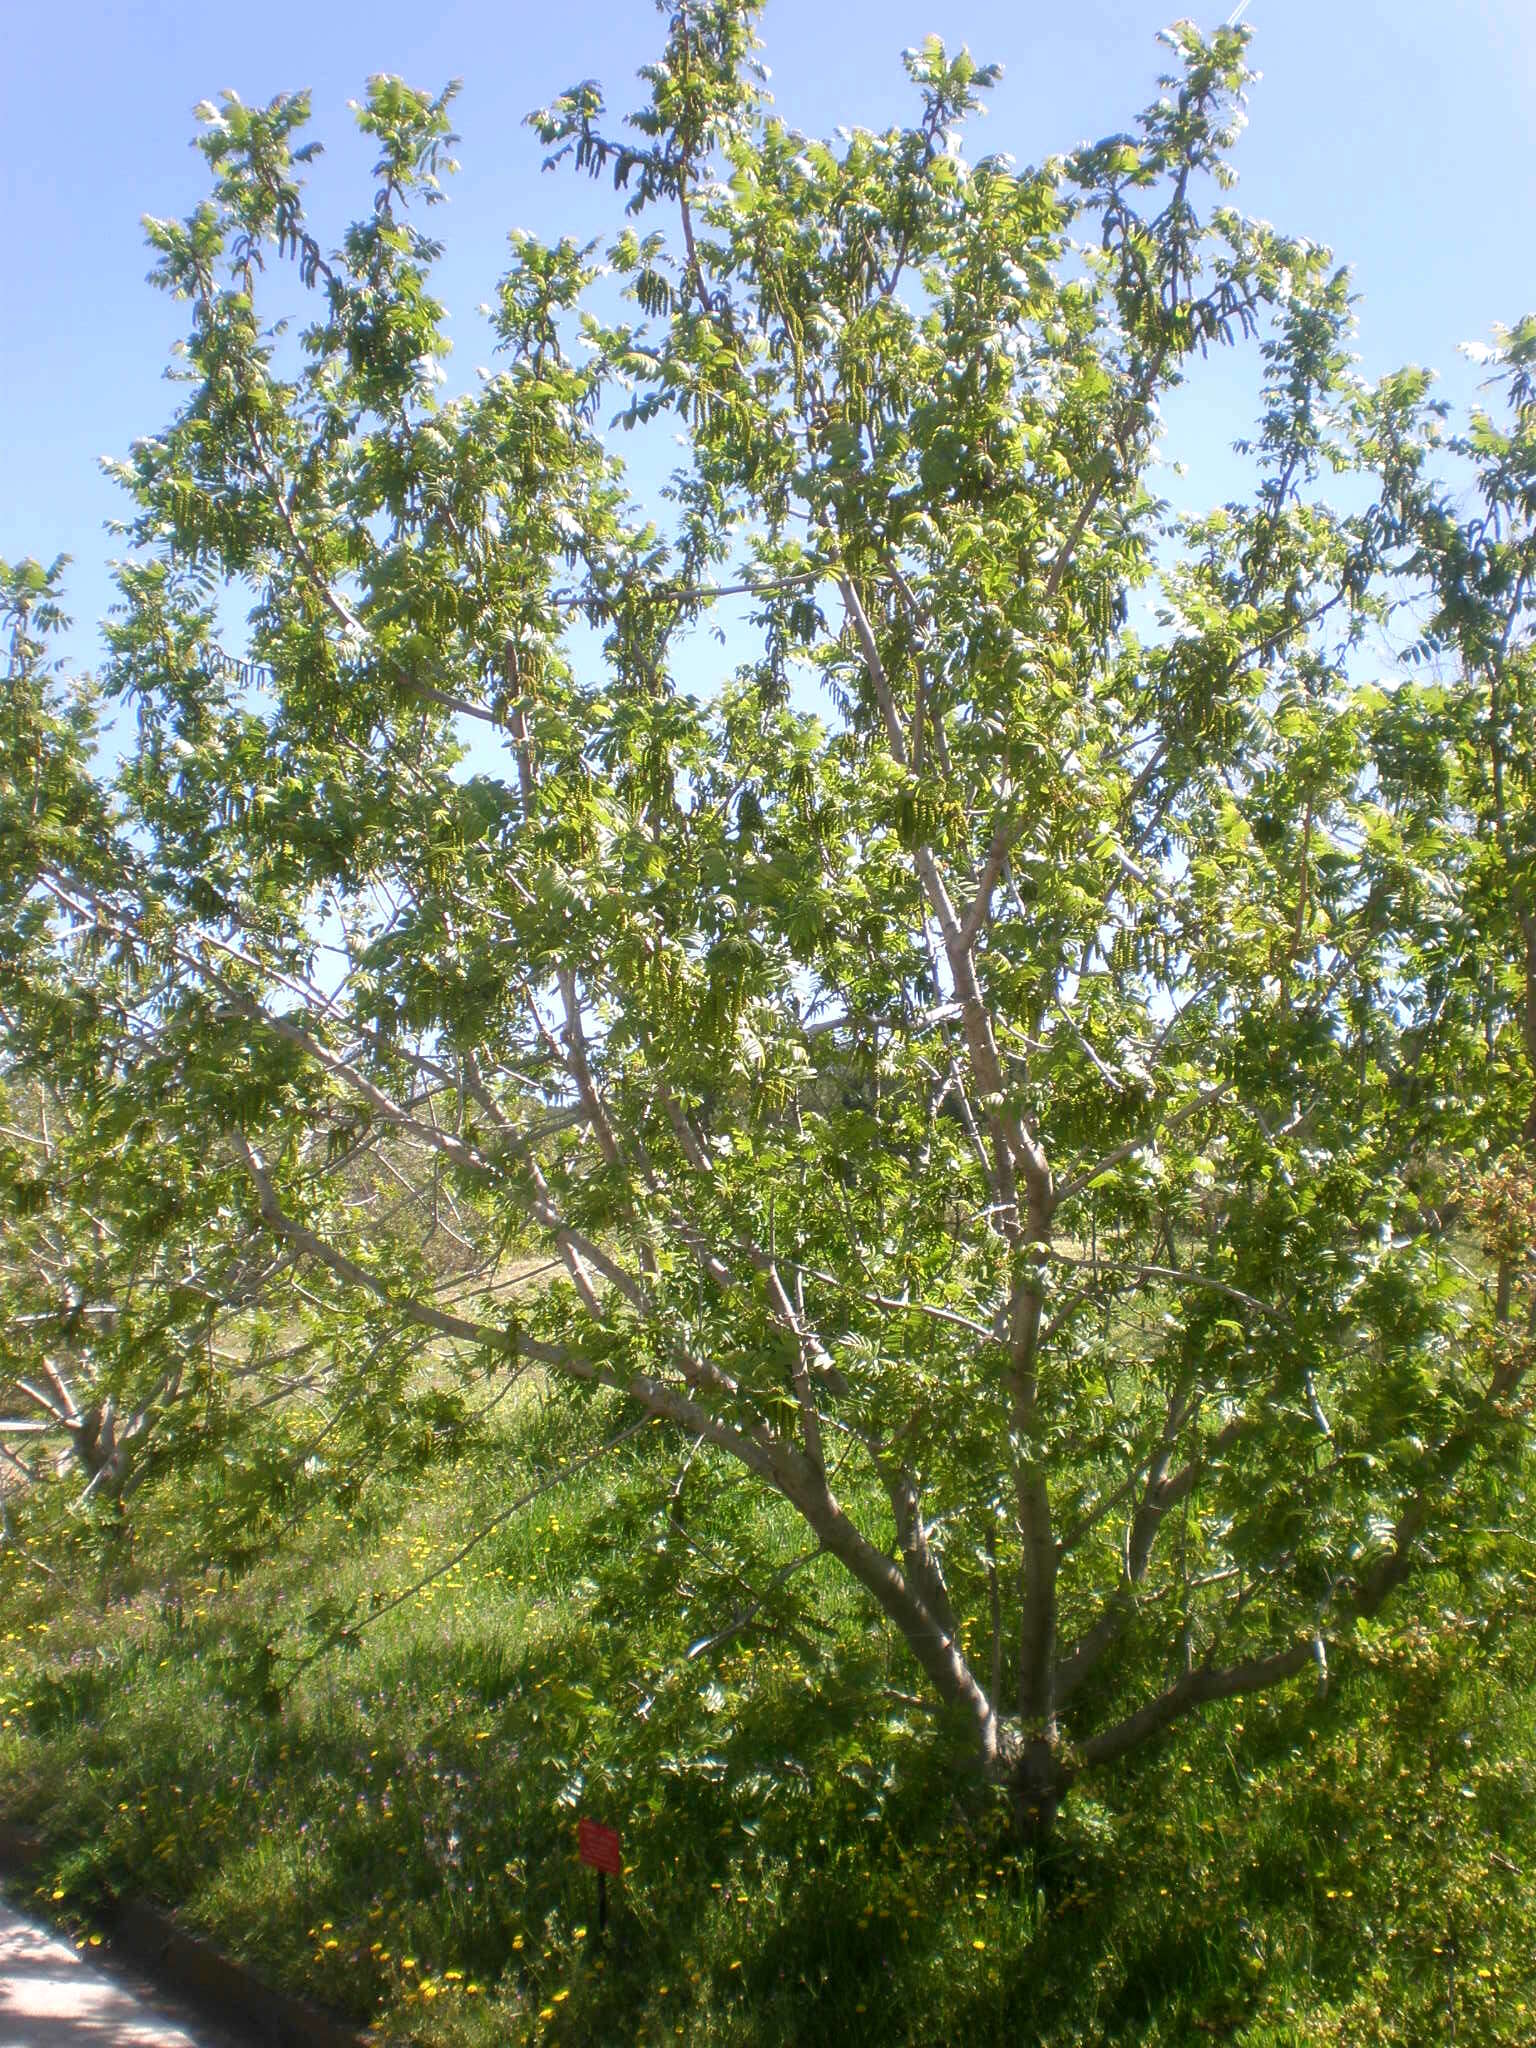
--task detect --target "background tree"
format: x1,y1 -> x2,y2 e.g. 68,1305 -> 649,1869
2,4 -> 1532,1833
1,559 -> 460,1571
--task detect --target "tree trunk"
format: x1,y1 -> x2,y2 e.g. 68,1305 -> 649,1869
1009,1730 -> 1069,1848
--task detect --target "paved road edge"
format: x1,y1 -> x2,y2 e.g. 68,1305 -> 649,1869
0,1819 -> 414,2048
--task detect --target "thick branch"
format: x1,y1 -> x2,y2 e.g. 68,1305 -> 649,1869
1072,1343 -> 1532,1768
1078,1637 -> 1313,1770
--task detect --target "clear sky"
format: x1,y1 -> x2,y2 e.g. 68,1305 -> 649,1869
4,0 -> 1535,677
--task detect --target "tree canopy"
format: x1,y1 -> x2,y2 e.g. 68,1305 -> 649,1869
3,1 -> 1534,1831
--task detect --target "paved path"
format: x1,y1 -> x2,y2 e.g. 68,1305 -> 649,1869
0,1902 -> 238,2048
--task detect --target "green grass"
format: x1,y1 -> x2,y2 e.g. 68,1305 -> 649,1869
1,1385 -> 1534,2046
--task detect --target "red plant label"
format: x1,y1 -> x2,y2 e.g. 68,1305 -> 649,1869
577,1818 -> 622,1875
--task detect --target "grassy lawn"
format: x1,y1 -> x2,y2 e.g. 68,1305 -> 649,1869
1,1381 -> 1534,2046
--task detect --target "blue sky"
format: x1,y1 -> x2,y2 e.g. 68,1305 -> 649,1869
4,0 -> 1534,678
